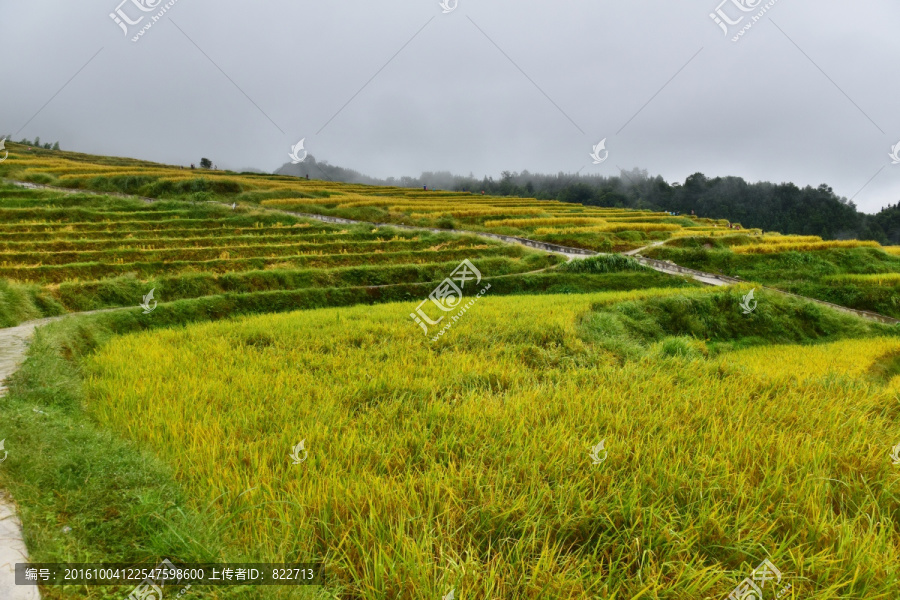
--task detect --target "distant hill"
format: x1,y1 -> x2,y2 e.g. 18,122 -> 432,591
275,159 -> 896,242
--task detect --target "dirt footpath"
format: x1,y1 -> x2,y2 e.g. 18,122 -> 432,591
0,318 -> 58,600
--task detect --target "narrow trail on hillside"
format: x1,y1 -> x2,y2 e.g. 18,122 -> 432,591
0,316 -> 55,600
0,308 -> 126,600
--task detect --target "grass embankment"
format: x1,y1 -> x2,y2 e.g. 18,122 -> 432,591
646,245 -> 900,318
0,279 -> 65,326
4,288 -> 897,598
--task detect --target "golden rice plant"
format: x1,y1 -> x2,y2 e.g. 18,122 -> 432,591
822,273 -> 900,285
82,289 -> 900,599
723,337 -> 900,382
484,217 -> 608,228
732,240 -> 880,253
534,223 -> 680,234
752,235 -> 823,244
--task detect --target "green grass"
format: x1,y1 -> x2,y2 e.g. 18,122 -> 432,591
49,255 -> 558,312
645,246 -> 900,318
0,245 -> 527,285
0,230 -> 424,252
0,279 -> 65,326
557,254 -> 650,274
578,285 -> 898,360
0,237 -> 496,267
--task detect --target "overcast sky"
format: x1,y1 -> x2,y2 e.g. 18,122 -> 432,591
2,1 -> 898,213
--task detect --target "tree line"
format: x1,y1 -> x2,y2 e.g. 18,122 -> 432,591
3,135 -> 60,151
281,159 -> 900,244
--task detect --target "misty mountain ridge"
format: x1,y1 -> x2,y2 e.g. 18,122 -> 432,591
276,156 -> 900,244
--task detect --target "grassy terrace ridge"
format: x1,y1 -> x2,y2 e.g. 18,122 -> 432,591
646,243 -> 900,319
0,227 -> 341,241
0,235 -> 416,251
0,221 -> 340,235
0,246 -> 535,285
0,238 -> 503,266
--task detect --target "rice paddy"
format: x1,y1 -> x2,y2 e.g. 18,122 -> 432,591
3,143 -> 900,599
79,290 -> 900,598
0,146 -> 744,253
0,179 -> 573,320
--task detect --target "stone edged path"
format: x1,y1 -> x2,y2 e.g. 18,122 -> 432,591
0,317 -> 58,600
0,310 -> 122,600
0,490 -> 39,600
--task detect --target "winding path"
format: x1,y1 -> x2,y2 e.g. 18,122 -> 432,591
1,310 -> 123,600
0,318 -> 57,600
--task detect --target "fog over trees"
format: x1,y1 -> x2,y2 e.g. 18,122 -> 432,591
277,158 -> 900,243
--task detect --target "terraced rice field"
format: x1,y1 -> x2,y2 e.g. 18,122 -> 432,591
0,182 -> 574,321
0,146 -> 744,253
5,144 -> 900,599
0,146 -> 886,258
78,289 -> 900,599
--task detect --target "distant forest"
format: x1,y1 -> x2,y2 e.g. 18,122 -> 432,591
288,158 -> 898,244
